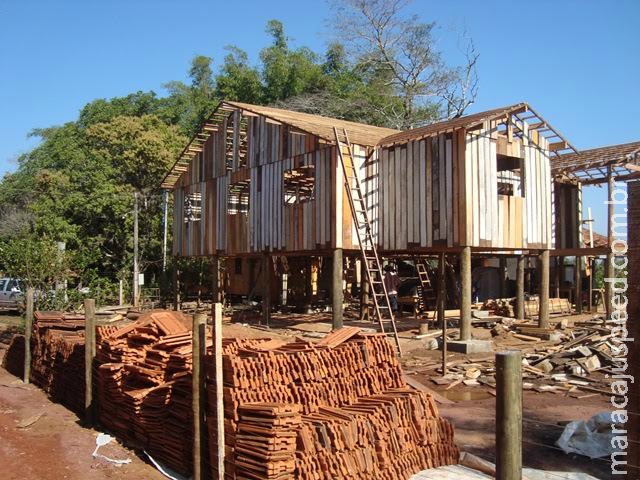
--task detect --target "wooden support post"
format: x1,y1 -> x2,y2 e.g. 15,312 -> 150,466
23,287 -> 34,384
574,256 -> 583,314
516,256 -> 525,320
133,191 -> 140,308
212,303 -> 225,478
262,253 -> 271,327
359,258 -> 370,321
211,256 -> 220,304
459,246 -> 472,341
192,312 -> 207,480
588,257 -> 594,312
496,350 -> 523,480
538,250 -> 550,328
499,257 -> 507,299
438,253 -> 447,375
118,279 -> 124,306
555,257 -> 563,298
332,248 -> 344,330
84,298 -> 96,424
605,166 -> 614,319
173,265 -> 181,311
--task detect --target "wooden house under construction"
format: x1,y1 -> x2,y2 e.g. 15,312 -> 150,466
161,100 -> 630,352
163,101 -> 580,258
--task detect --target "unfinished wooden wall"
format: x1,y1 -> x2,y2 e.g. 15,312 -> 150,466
173,108 -> 557,257
372,124 -> 553,251
553,182 -> 581,249
173,109 -> 353,256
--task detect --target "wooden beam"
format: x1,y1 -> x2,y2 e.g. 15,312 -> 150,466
496,350 -> 523,480
332,249 -> 344,329
212,304 -> 225,478
192,313 -> 206,480
84,299 -> 96,424
538,250 -> 550,328
459,247 -> 472,341
23,287 -> 34,384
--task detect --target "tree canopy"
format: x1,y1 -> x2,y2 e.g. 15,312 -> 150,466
0,3 -> 478,306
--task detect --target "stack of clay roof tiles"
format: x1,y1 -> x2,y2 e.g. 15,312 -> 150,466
95,310 -> 195,474
29,311 -> 89,414
207,332 -> 458,479
7,310 -> 458,479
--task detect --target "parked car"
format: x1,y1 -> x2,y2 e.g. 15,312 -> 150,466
0,278 -> 24,312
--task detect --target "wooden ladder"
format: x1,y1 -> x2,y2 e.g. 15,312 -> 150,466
333,127 -> 402,356
415,259 -> 437,311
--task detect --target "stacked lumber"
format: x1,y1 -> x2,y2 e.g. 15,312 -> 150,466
206,331 -> 458,479
482,297 -> 572,318
235,403 -> 301,479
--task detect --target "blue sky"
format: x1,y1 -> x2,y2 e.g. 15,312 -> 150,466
1,0 -> 638,233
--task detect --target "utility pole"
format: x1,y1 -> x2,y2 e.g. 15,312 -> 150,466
162,189 -> 169,273
133,191 -> 139,307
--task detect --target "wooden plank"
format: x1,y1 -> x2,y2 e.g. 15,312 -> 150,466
452,132 -> 459,245
407,141 -> 414,244
425,139 -> 433,247
399,145 -> 408,249
445,137 -> 453,247
478,132 -> 486,241
438,133 -> 446,243
413,141 -> 420,244
419,140 -> 428,247
490,136 -> 498,245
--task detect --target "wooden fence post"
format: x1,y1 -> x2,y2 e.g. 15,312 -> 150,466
23,287 -> 34,384
192,312 -> 206,480
84,298 -> 96,424
213,303 -> 225,478
438,253 -> 447,375
496,350 -> 523,480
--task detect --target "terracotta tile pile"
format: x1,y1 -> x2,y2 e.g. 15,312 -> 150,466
29,311 -> 88,414
95,310 -> 195,475
207,331 -> 458,479
235,403 -> 301,479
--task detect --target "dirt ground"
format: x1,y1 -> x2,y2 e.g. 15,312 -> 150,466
0,313 -> 165,480
0,308 -> 616,479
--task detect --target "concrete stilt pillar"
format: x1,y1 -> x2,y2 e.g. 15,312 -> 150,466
516,256 -> 525,320
538,250 -> 550,328
332,249 -> 344,329
460,246 -> 472,341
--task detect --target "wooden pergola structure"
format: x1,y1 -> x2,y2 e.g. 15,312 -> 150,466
552,141 -> 639,317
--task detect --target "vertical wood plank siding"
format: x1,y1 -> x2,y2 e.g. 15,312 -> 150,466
173,109 -> 555,256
